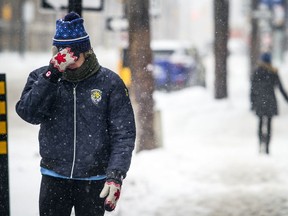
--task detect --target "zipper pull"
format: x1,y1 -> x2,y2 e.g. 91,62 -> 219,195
73,83 -> 78,95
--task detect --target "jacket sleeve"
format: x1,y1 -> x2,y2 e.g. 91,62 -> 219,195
106,75 -> 136,177
15,66 -> 58,125
276,74 -> 288,102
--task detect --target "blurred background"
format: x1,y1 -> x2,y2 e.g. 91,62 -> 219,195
0,0 -> 286,57
0,0 -> 216,52
2,0 -> 288,215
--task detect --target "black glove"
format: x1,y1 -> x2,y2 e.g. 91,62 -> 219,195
43,47 -> 78,83
99,170 -> 124,212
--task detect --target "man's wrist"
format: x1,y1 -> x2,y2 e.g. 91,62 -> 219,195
106,170 -> 125,185
43,65 -> 62,83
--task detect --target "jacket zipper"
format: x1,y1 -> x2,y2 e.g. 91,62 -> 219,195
70,84 -> 78,178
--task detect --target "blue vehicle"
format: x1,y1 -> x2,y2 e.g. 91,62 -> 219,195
153,59 -> 189,90
151,40 -> 205,91
119,40 -> 205,91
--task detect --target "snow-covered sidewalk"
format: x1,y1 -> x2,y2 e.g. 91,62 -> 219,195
114,53 -> 288,216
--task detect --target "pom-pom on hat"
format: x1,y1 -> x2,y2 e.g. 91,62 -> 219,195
53,12 -> 91,54
260,52 -> 272,64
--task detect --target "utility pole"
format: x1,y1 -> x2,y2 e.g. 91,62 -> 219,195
68,0 -> 82,16
250,0 -> 260,76
19,0 -> 26,56
214,0 -> 229,99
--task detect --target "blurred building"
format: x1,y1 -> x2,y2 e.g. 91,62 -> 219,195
0,0 -> 125,52
0,0 -> 55,52
0,0 -> 248,53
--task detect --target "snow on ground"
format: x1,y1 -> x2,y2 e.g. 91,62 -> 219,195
2,50 -> 288,216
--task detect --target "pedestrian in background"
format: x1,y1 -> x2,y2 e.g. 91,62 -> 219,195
250,52 -> 288,154
16,12 -> 136,216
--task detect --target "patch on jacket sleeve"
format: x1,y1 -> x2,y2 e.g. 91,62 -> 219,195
91,89 -> 102,105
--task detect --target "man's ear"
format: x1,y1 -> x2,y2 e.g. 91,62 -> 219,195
51,46 -> 58,56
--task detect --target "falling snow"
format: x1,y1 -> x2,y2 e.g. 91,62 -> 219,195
4,49 -> 288,216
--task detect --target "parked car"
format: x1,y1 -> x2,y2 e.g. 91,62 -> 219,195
118,40 -> 205,91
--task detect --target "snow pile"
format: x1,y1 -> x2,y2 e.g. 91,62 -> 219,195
112,53 -> 288,216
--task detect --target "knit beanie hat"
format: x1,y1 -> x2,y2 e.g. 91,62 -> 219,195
52,12 -> 91,54
260,52 -> 271,64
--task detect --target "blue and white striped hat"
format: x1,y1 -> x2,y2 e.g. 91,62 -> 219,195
53,12 -> 91,54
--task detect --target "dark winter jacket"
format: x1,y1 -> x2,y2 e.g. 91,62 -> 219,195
16,66 -> 136,178
250,63 -> 288,117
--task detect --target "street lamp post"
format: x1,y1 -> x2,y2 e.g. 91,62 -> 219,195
68,0 -> 82,16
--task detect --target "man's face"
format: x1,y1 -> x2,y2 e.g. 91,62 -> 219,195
67,53 -> 85,69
